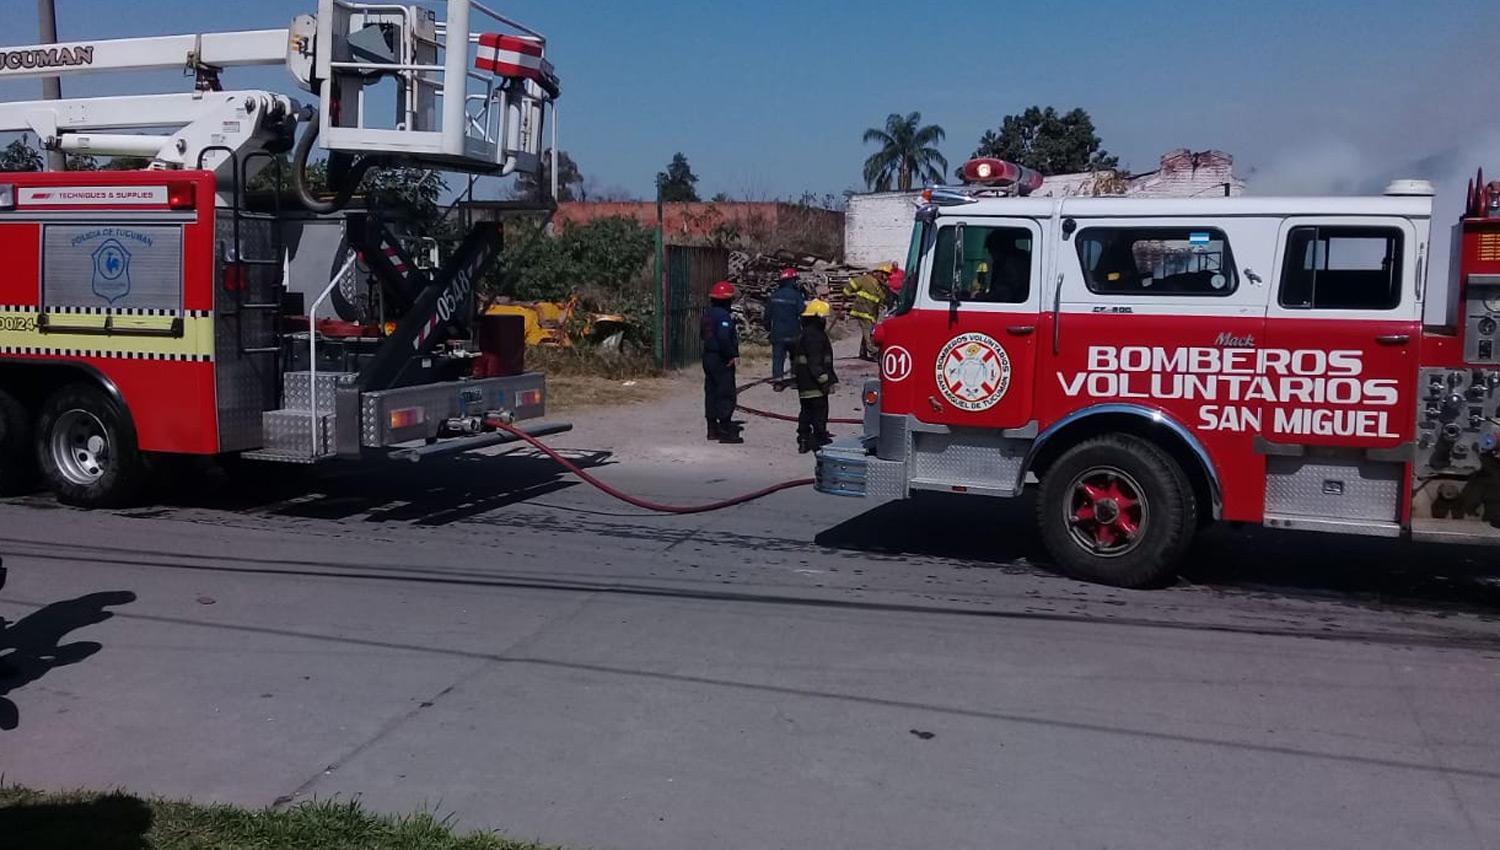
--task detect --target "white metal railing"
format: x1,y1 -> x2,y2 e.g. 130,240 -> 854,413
317,0 -> 553,175
307,251 -> 360,458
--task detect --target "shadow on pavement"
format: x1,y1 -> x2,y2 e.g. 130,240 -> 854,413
0,591 -> 138,731
140,449 -> 615,526
0,792 -> 153,850
817,492 -> 1500,615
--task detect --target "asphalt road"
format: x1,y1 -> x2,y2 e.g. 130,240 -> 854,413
3,366 -> 1500,850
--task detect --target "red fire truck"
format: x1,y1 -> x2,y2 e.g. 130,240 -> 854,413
0,2 -> 569,507
818,158 -> 1500,588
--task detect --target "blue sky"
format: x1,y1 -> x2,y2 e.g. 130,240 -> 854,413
4,0 -> 1498,200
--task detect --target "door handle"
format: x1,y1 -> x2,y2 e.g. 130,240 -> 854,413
1375,334 -> 1411,346
1007,325 -> 1037,336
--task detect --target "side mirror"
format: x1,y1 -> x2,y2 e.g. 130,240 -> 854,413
950,222 -> 966,303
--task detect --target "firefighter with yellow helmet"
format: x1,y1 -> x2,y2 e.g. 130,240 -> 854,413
844,264 -> 891,361
787,299 -> 838,453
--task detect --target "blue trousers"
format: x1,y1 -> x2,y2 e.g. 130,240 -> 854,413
771,338 -> 796,381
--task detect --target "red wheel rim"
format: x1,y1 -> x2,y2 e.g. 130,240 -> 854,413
1065,467 -> 1148,558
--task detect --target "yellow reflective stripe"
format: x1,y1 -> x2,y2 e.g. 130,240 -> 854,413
0,309 -> 215,361
854,290 -> 883,303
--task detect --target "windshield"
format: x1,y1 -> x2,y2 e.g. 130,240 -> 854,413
893,219 -> 928,315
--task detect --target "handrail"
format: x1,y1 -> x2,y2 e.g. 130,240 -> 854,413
470,0 -> 546,40
308,251 -> 360,458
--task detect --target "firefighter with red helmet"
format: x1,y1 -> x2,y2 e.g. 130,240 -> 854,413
702,281 -> 744,444
767,267 -> 807,384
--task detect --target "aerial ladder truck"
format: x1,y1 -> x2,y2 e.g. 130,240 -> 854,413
0,1 -> 564,505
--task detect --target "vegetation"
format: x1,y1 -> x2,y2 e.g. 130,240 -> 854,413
971,106 -> 1119,175
656,152 -> 700,202
0,136 -> 128,172
0,785 -> 559,850
514,149 -> 584,203
861,112 -> 948,192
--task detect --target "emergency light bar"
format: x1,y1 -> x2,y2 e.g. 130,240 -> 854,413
959,158 -> 1044,196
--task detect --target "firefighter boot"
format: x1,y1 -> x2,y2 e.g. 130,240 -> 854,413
717,419 -> 745,445
797,435 -> 812,454
706,418 -> 721,441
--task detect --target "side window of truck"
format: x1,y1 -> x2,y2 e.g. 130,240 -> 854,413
1076,227 -> 1237,296
1278,226 -> 1403,311
928,225 -> 1033,304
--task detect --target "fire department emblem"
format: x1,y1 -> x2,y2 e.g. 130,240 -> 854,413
90,238 -> 132,303
937,333 -> 1012,411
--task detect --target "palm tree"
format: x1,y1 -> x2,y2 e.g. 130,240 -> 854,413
862,112 -> 948,192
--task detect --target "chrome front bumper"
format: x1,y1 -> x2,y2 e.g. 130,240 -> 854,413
815,437 -> 909,499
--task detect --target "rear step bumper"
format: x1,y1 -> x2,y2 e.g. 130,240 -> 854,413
388,421 -> 573,463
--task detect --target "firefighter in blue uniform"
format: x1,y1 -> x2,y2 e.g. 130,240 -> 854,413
766,268 -> 806,384
702,281 -> 744,444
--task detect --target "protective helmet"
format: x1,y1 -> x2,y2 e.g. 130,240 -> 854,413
709,281 -> 736,300
801,299 -> 831,318
780,268 -> 800,281
876,262 -> 895,273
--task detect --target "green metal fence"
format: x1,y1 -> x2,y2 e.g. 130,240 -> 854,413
659,245 -> 729,370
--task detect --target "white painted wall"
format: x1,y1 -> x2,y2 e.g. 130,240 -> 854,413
845,192 -> 920,269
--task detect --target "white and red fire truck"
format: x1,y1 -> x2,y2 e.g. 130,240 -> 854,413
818,157 -> 1500,587
0,1 -> 567,506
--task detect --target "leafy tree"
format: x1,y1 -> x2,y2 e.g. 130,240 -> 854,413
971,106 -> 1118,175
486,215 -> 655,303
106,156 -> 154,170
862,112 -> 948,192
0,137 -> 44,172
656,152 -> 699,202
514,149 -> 583,203
66,153 -> 100,171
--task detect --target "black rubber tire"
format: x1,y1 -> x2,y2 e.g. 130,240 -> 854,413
36,383 -> 148,508
0,388 -> 38,496
1036,434 -> 1196,589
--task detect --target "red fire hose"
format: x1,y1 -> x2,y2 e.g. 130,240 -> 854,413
735,377 -> 861,426
490,420 -> 814,514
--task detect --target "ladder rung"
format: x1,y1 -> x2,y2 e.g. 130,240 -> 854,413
240,347 -> 280,355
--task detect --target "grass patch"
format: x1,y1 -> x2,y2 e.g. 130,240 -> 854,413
0,785 -> 558,850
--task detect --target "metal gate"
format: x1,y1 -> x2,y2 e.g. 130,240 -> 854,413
660,245 -> 728,369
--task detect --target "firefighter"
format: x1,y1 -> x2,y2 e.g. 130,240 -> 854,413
702,280 -> 744,444
843,266 -> 887,361
788,299 -> 838,453
766,268 -> 806,385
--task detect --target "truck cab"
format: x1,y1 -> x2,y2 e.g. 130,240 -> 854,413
820,160 -> 1500,588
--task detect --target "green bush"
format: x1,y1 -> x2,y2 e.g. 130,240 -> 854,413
489,216 -> 655,304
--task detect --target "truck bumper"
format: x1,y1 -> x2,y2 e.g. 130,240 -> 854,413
341,372 -> 547,454
815,437 -> 908,499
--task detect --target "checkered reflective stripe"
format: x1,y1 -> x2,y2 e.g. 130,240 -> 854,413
0,305 -> 210,319
0,346 -> 211,362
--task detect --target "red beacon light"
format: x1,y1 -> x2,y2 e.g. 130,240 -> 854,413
959,158 -> 1044,196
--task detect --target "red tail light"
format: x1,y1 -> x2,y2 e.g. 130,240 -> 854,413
222,263 -> 245,292
167,182 -> 196,210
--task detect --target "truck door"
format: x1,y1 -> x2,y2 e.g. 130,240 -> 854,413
1260,217 -> 1421,529
1042,214 -> 1277,522
903,216 -> 1043,430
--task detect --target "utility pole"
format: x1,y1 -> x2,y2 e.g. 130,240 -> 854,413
37,0 -> 66,171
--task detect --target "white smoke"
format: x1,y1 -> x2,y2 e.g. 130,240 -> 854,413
1247,128 -> 1500,318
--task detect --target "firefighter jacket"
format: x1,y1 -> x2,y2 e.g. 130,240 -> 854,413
766,281 -> 807,342
790,323 -> 838,399
843,274 -> 885,322
701,304 -> 739,361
